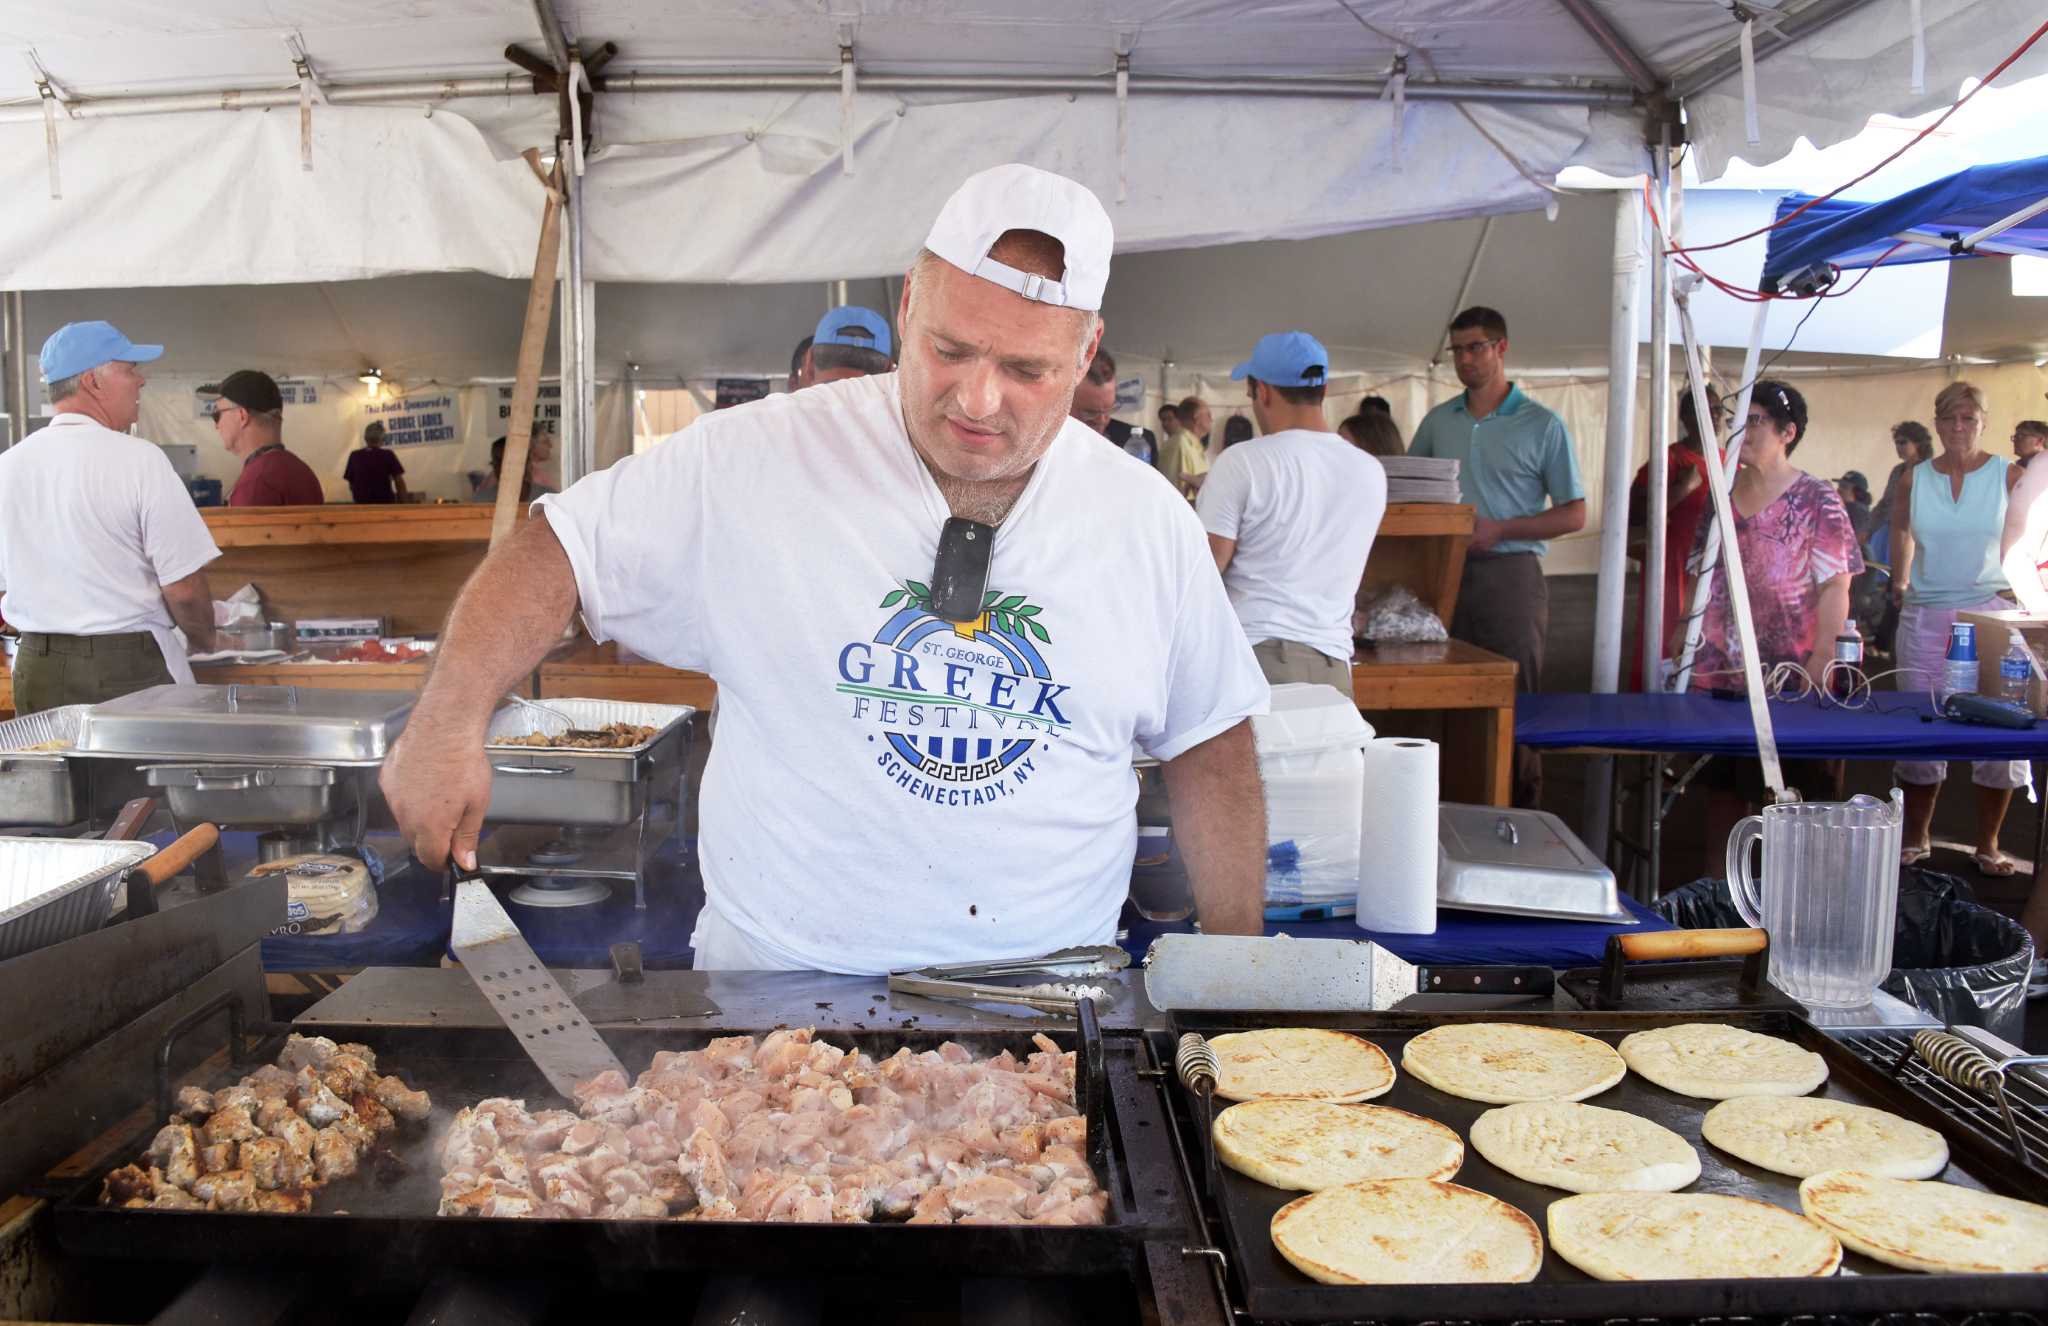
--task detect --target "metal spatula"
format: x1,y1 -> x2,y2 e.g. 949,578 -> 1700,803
1144,933 -> 1551,1011
449,874 -> 627,1098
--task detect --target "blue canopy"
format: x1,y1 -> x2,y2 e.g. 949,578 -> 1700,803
1760,154 -> 2048,291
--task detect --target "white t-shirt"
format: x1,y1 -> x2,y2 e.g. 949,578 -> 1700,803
0,414 -> 221,646
538,373 -> 1268,974
1197,429 -> 1387,661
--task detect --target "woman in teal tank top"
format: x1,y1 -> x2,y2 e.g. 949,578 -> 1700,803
1889,380 -> 2027,876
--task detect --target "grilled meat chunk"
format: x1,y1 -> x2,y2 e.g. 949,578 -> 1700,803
201,1103 -> 263,1147
172,1086 -> 215,1121
190,1169 -> 257,1212
240,1137 -> 286,1190
370,1074 -> 432,1123
311,1125 -> 360,1182
101,1164 -> 155,1205
277,1033 -> 339,1072
198,1142 -> 238,1175
147,1124 -> 201,1189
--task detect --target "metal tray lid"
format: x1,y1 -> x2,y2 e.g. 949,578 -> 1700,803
1438,803 -> 1606,874
75,685 -> 415,765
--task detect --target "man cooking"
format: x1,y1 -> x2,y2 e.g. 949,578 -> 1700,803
0,321 -> 221,711
381,164 -> 1270,974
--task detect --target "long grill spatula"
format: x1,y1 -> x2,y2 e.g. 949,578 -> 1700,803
449,872 -> 627,1099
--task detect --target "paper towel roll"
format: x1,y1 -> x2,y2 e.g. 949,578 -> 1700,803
1356,736 -> 1438,934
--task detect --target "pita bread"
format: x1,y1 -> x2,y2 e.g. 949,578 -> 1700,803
1215,1099 -> 1463,1191
1271,1179 -> 1543,1284
1469,1100 -> 1700,1193
1702,1095 -> 1948,1180
1617,1023 -> 1827,1100
1401,1023 -> 1625,1104
1209,1028 -> 1395,1104
1799,1171 -> 2048,1274
1549,1192 -> 1843,1280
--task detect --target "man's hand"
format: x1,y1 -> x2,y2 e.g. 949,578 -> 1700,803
380,714 -> 496,871
1160,719 -> 1265,936
1469,517 -> 1504,554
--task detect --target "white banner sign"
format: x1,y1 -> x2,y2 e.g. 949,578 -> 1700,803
364,389 -> 460,447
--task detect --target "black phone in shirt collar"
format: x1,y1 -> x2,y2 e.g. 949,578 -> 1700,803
928,517 -> 996,622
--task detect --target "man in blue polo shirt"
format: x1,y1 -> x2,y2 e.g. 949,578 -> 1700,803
1409,305 -> 1585,807
791,305 -> 894,389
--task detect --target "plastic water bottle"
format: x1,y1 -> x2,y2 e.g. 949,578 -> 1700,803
1999,636 -> 2034,705
1829,619 -> 1864,701
1941,622 -> 1979,705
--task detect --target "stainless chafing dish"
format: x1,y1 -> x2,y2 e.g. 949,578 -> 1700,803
475,698 -> 695,908
0,704 -> 93,826
75,685 -> 414,844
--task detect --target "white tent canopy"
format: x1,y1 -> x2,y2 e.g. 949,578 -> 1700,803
3,1 -> 2044,292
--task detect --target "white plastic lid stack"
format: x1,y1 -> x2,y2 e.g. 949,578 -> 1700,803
1252,684 -> 1374,907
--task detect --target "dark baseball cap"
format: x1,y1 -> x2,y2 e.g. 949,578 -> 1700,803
1835,470 -> 1868,489
214,369 -> 283,414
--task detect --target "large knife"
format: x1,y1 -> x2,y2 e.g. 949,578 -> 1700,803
449,874 -> 628,1098
1144,933 -> 1551,1011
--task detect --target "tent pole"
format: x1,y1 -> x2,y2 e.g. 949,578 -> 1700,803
494,155 -> 564,548
559,159 -> 594,489
1,291 -> 26,448
1643,131 -> 1672,693
1585,187 -> 1645,863
1673,299 -> 1770,692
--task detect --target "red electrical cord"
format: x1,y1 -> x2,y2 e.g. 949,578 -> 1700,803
1674,17 -> 2048,258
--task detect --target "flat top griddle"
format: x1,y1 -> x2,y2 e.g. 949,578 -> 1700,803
1166,1008 -> 2047,1324
52,1021 -> 1188,1278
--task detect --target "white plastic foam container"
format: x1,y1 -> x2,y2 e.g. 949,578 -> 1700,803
1250,683 -> 1374,907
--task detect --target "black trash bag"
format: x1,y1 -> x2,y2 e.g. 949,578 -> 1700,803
1653,868 -> 2035,1044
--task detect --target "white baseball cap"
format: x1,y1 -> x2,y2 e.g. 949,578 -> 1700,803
923,164 -> 1114,312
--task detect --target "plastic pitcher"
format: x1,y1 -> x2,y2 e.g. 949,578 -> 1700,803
1725,790 -> 1903,1008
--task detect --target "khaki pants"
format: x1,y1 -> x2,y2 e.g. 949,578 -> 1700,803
13,631 -> 173,716
1251,638 -> 1355,704
1450,553 -> 1548,808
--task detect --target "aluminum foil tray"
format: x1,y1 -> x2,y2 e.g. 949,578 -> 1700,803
0,705 -> 92,756
0,837 -> 157,962
485,699 -> 694,754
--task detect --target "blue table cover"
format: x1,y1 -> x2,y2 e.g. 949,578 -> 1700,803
1517,692 -> 2048,761
1119,894 -> 1671,970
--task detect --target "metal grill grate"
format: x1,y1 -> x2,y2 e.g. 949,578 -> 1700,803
1838,1030 -> 2048,1176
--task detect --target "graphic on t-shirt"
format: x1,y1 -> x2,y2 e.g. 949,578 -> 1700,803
834,581 -> 1072,806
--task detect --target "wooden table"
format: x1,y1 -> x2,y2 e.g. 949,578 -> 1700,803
1353,640 -> 1518,807
539,642 -> 716,709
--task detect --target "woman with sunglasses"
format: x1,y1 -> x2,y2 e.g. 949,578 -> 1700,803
1679,381 -> 1861,836
1890,380 -> 2027,875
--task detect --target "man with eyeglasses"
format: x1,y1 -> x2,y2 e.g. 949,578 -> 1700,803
1070,347 -> 1157,464
380,164 -> 1270,974
1409,305 -> 1585,807
212,370 -> 323,506
0,321 -> 221,711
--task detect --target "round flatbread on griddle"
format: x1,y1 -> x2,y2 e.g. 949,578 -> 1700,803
1549,1192 -> 1843,1280
1401,1023 -> 1624,1104
1617,1023 -> 1826,1100
1799,1171 -> 2048,1274
1702,1095 -> 1948,1180
1214,1099 -> 1463,1192
1469,1100 -> 1700,1193
1209,1028 -> 1395,1104
1271,1179 -> 1543,1285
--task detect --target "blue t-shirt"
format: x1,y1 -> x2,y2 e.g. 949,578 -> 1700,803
1408,384 -> 1584,556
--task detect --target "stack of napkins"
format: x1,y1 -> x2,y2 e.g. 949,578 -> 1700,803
1380,455 -> 1462,503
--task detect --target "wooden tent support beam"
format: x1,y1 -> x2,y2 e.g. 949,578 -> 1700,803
492,149 -> 565,547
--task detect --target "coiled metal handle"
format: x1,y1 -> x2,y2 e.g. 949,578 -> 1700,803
1911,1029 -> 2029,1167
1176,1032 -> 1218,1096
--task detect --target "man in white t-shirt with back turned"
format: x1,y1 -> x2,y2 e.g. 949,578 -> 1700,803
0,321 -> 221,714
1198,332 -> 1386,703
381,164 -> 1270,974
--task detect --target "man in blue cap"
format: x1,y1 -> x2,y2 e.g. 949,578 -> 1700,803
0,321 -> 221,712
1408,306 -> 1584,807
790,306 -> 894,390
1201,332 -> 1386,702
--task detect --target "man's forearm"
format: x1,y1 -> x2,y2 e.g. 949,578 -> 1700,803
1160,720 -> 1265,936
160,570 -> 217,654
416,513 -> 580,732
1493,499 -> 1587,544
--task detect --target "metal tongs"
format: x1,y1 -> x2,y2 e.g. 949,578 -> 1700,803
502,694 -> 605,743
887,944 -> 1130,1018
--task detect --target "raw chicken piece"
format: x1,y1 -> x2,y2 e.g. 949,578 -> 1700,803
202,1103 -> 263,1147
482,1150 -> 531,1191
948,1172 -> 1034,1222
1042,1116 -> 1085,1147
702,1036 -> 757,1074
190,1169 -> 257,1212
524,1109 -> 579,1152
172,1086 -> 214,1120
240,1137 -> 286,1190
577,1141 -> 629,1184
646,1163 -> 690,1209
606,1193 -> 669,1220
677,1128 -> 732,1207
439,1109 -> 502,1172
370,1074 -> 432,1123
198,1143 -> 238,1175
148,1124 -> 201,1189
754,1028 -> 814,1077
441,1179 -> 538,1218
908,1188 -> 953,1224
311,1126 -> 359,1182
571,1070 -> 630,1116
277,1034 -> 339,1072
